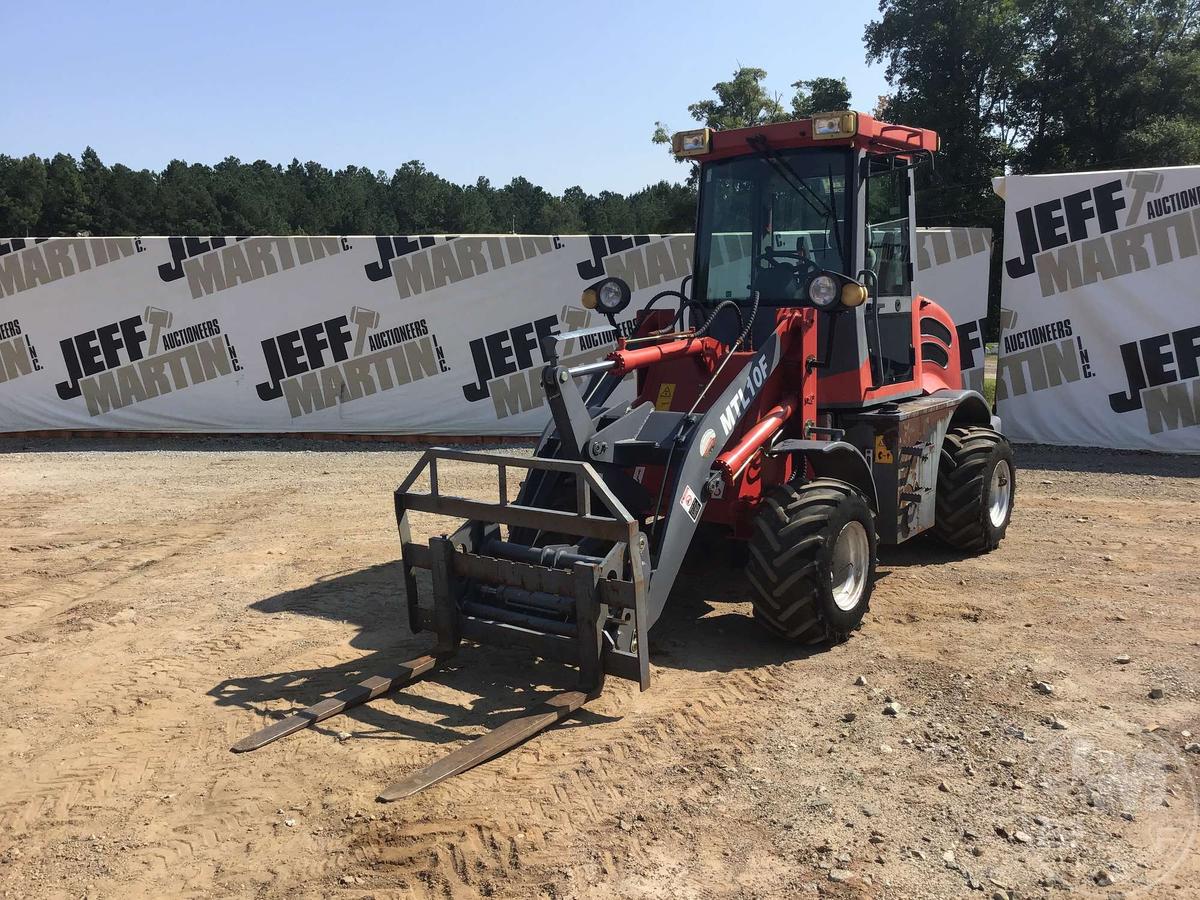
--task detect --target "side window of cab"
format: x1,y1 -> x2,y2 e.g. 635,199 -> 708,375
865,167 -> 912,298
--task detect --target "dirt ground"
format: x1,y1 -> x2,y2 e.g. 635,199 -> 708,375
1,437 -> 1198,900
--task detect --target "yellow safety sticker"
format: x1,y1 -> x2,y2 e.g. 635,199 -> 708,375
874,435 -> 894,464
655,383 -> 676,411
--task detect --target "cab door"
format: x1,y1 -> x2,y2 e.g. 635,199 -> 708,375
863,163 -> 915,386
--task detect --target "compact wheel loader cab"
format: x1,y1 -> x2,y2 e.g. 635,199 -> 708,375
233,112 -> 1016,801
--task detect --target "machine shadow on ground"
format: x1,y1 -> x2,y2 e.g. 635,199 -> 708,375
875,533 -> 976,569
206,435 -> 1200,750
208,551 -> 827,745
208,560 -> 621,746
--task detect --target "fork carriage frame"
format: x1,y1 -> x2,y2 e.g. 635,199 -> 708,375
394,448 -> 652,692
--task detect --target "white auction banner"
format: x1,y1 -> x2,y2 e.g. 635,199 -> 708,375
915,226 -> 993,395
0,230 -> 989,436
994,166 -> 1200,453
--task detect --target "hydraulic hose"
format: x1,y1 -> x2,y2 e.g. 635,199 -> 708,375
692,299 -> 744,340
686,292 -> 760,416
656,299 -> 709,335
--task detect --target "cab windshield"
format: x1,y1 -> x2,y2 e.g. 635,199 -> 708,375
692,148 -> 852,306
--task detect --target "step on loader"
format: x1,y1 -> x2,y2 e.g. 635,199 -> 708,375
233,111 -> 1016,800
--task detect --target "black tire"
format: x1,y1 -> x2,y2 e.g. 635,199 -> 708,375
745,478 -> 877,643
933,426 -> 1015,552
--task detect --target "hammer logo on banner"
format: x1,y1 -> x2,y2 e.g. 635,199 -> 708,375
54,308 -> 240,417
255,308 -> 447,419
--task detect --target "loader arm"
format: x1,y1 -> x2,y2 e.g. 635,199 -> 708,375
641,332 -> 783,622
390,314 -> 798,705
526,321 -> 798,627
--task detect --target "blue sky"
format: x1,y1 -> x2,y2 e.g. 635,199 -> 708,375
0,1 -> 890,195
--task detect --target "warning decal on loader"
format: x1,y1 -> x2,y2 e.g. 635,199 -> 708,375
679,484 -> 702,522
874,435 -> 894,464
655,383 -> 676,410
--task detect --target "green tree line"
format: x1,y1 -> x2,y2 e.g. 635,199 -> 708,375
0,150 -> 697,238
864,0 -> 1200,229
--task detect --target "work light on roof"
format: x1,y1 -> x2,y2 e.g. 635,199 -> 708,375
811,111 -> 858,140
672,128 -> 711,158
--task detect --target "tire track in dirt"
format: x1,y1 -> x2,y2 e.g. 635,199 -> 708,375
0,491 -> 308,841
332,654 -> 795,898
29,632 -> 778,895
0,493 -> 291,645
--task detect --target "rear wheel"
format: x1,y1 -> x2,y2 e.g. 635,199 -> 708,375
745,478 -> 877,643
934,426 -> 1015,552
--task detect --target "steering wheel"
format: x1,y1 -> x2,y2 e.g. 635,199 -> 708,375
761,247 -> 821,277
761,247 -> 799,267
796,255 -> 820,279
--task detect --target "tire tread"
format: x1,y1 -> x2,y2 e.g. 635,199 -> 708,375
745,478 -> 869,642
934,425 -> 1013,551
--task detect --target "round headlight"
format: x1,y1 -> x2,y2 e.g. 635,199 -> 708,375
593,277 -> 632,315
808,274 -> 838,308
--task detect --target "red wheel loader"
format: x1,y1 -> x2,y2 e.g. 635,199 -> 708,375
233,112 -> 1015,800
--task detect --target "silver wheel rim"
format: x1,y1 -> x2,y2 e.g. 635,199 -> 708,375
989,459 -> 1012,528
831,521 -> 870,612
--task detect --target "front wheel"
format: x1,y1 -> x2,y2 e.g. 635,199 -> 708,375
934,426 -> 1015,552
745,479 -> 877,643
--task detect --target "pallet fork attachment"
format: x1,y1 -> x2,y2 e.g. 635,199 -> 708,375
231,448 -> 650,800
230,654 -> 441,753
232,333 -> 784,797
376,690 -> 589,801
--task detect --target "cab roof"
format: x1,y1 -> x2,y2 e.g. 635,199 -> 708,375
677,112 -> 939,163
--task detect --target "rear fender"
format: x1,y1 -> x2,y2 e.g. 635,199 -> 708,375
946,389 -> 994,427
